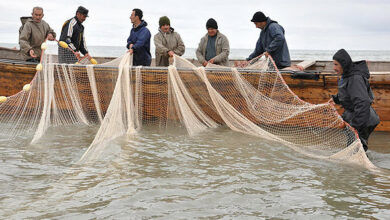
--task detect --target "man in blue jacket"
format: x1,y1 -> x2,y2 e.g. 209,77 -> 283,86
126,8 -> 151,66
247,11 -> 291,69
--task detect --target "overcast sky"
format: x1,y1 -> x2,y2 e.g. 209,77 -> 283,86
1,0 -> 390,50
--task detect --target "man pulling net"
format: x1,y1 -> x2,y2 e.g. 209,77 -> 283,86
58,6 -> 92,64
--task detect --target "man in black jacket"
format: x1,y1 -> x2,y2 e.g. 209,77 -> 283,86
332,49 -> 380,151
58,6 -> 90,63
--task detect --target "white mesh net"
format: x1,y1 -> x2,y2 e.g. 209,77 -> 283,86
0,42 -> 376,169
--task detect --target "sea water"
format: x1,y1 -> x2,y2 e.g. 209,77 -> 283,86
0,125 -> 389,219
1,43 -> 390,218
2,42 -> 390,61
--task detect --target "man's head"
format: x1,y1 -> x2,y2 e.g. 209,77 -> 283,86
159,16 -> 170,33
333,49 -> 352,75
206,18 -> 218,37
131,8 -> 143,25
76,6 -> 89,23
251,11 -> 268,30
31,7 -> 44,23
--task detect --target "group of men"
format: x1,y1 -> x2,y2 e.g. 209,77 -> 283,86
19,6 -> 90,64
19,7 -> 291,68
18,6 -> 379,151
125,9 -> 291,69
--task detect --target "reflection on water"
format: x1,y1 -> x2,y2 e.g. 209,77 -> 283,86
0,125 -> 389,219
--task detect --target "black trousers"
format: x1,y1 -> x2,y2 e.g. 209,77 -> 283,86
358,125 -> 377,151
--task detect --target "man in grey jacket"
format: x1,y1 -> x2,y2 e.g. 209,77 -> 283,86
196,18 -> 230,67
19,7 -> 56,62
154,16 -> 185,66
247,11 -> 291,69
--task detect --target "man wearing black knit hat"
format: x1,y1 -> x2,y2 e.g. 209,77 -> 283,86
246,11 -> 291,69
196,18 -> 230,66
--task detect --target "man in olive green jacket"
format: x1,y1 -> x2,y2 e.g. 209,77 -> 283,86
19,7 -> 56,62
154,16 -> 185,66
196,18 -> 230,67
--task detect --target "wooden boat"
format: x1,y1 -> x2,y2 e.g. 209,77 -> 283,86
1,48 -> 390,131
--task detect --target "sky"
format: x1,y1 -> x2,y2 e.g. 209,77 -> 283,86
1,0 -> 390,50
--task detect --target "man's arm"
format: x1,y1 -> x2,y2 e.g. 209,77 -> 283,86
62,18 -> 77,51
247,36 -> 264,60
79,33 -> 88,55
196,37 -> 206,65
348,75 -> 371,129
173,33 -> 185,56
19,23 -> 33,56
154,33 -> 170,54
47,28 -> 56,40
212,35 -> 230,64
132,29 -> 151,51
45,21 -> 56,40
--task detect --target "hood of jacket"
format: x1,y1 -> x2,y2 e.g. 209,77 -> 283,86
158,27 -> 174,34
20,16 -> 32,25
349,60 -> 370,79
333,49 -> 369,79
333,49 -> 352,75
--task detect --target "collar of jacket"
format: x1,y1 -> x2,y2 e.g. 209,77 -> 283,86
263,17 -> 277,31
158,27 -> 174,34
26,18 -> 42,24
74,16 -> 83,25
133,20 -> 148,31
204,30 -> 220,38
342,60 -> 370,79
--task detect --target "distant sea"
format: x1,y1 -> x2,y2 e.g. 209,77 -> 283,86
2,42 -> 390,61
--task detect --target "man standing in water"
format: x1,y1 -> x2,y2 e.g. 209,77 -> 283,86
59,6 -> 90,63
127,8 -> 151,66
245,11 -> 291,69
154,16 -> 185,66
331,49 -> 380,152
19,6 -> 56,62
196,18 -> 230,67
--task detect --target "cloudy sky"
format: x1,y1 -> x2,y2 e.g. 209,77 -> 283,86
1,0 -> 390,50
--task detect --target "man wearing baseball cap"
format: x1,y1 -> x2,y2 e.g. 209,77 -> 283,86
247,11 -> 291,69
58,6 -> 90,63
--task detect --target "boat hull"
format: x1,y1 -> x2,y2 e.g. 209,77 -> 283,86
1,59 -> 389,131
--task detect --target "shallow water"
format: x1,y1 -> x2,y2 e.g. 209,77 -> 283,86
0,125 -> 389,219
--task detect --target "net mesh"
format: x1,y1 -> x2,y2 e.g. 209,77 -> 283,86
0,42 -> 376,169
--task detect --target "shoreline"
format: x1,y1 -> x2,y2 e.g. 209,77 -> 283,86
2,42 -> 390,61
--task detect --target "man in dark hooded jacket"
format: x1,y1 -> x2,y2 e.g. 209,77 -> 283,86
246,11 -> 291,69
332,49 -> 380,151
126,8 -> 151,66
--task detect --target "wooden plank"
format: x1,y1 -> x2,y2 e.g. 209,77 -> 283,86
296,60 -> 316,69
374,121 -> 390,132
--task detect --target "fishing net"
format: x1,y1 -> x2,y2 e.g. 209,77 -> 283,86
0,42 -> 375,169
